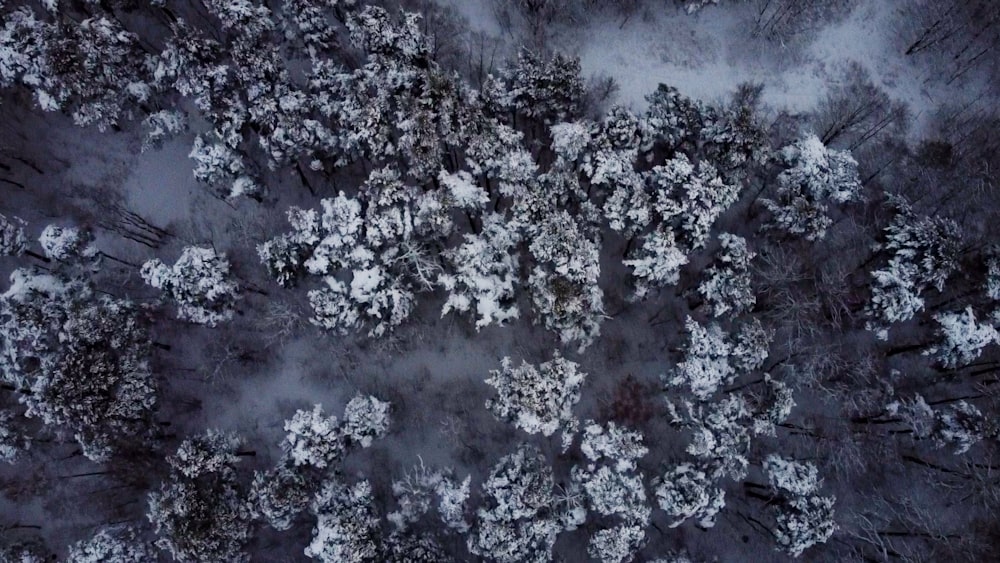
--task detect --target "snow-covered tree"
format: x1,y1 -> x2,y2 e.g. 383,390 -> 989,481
251,465 -> 312,531
383,531 -> 447,563
865,198 -> 961,339
0,214 -> 27,256
485,355 -> 587,450
203,0 -> 276,37
189,135 -> 263,200
653,463 -> 726,529
550,121 -> 592,165
648,154 -> 739,251
762,134 -> 861,241
772,495 -> 837,558
987,255 -> 1000,302
572,421 -> 651,563
670,394 -> 755,480
421,169 -> 490,236
887,395 -> 986,455
38,224 -> 98,262
262,166 -> 450,337
579,421 -> 649,473
668,318 -> 734,400
763,455 -> 822,497
281,404 -> 345,469
148,431 -> 254,563
279,0 -> 356,60
527,211 -> 604,351
342,393 -> 391,448
141,246 -> 241,327
0,269 -> 156,461
0,7 -> 48,93
588,523 -> 648,563
702,83 -> 770,174
746,374 -> 796,437
439,214 -> 521,329
34,16 -> 149,131
280,396 -> 390,470
259,203 -> 347,287
757,454 -> 837,557
924,306 -> 1000,368
668,318 -> 769,400
465,121 -> 538,199
623,227 -> 688,300
389,458 -> 470,533
644,84 -> 709,153
0,538 -> 52,563
698,233 -> 756,317
141,110 -> 187,152
306,479 -> 382,562
347,5 -> 426,64
67,526 -> 152,563
468,444 -> 562,563
489,50 -> 585,124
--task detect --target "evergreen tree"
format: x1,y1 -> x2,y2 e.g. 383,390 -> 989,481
306,479 -> 383,562
0,269 -> 156,461
468,444 -> 562,563
148,431 -> 254,562
141,246 -> 241,327
485,355 -> 587,450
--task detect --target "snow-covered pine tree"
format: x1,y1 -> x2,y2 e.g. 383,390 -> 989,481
644,84 -> 709,154
623,227 -> 688,300
865,197 -> 961,339
698,233 -> 756,317
488,49 -> 585,125
342,393 -> 391,448
439,213 -> 521,329
468,444 -> 562,563
668,317 -> 770,400
251,465 -> 312,531
305,479 -> 382,562
760,455 -> 837,558
572,421 -> 651,563
772,495 -> 837,558
527,210 -> 604,351
281,404 -> 346,470
141,246 -> 241,327
66,526 -> 153,563
669,394 -> 754,480
653,463 -> 725,529
0,214 -> 27,256
189,135 -> 263,200
148,431 -> 254,562
38,224 -> 98,263
887,395 -> 987,454
34,15 -> 149,131
0,269 -> 156,461
923,306 -> 1000,368
485,355 -> 587,450
648,154 -> 739,251
762,134 -> 862,241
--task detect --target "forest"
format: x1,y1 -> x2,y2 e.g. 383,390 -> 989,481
0,0 -> 999,561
